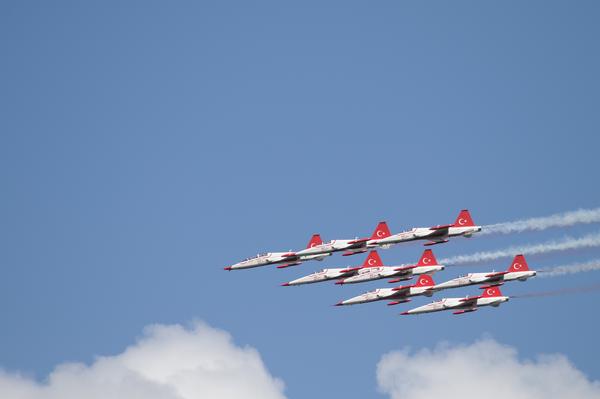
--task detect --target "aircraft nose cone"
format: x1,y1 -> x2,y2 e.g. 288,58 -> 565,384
224,267 -> 232,271
281,282 -> 290,286
400,311 -> 410,315
334,301 -> 344,306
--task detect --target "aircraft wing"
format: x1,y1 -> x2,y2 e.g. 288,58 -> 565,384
391,265 -> 416,278
485,271 -> 508,278
430,224 -> 452,231
338,267 -> 361,274
391,285 -> 411,294
458,295 -> 482,305
347,238 -> 369,246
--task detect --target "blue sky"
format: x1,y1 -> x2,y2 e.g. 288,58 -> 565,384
1,1 -> 599,398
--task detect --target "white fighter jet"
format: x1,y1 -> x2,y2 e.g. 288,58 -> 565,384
224,234 -> 330,271
432,254 -> 536,291
335,274 -> 436,306
335,249 -> 444,285
281,250 -> 384,286
368,209 -> 482,247
401,285 -> 509,316
293,221 -> 391,258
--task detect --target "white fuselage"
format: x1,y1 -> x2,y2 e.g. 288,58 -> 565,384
338,264 -> 444,284
369,226 -> 482,247
404,296 -> 509,314
229,252 -> 329,270
339,286 -> 434,306
285,268 -> 357,285
294,239 -> 363,257
433,271 -> 537,290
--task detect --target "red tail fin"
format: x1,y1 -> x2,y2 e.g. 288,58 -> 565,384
454,209 -> 475,227
416,249 -> 438,266
371,221 -> 391,240
362,251 -> 384,268
507,254 -> 529,272
307,234 -> 322,248
482,286 -> 503,297
415,274 -> 434,287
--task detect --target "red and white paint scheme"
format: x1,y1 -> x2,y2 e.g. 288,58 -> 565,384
432,254 -> 536,291
401,285 -> 509,316
368,210 -> 482,248
335,274 -> 436,306
282,251 -> 383,286
224,234 -> 331,271
294,222 -> 391,258
335,249 -> 444,285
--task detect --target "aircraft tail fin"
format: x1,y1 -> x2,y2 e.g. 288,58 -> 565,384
416,249 -> 438,266
415,274 -> 435,287
482,286 -> 503,297
307,234 -> 322,248
507,254 -> 529,272
362,250 -> 384,268
454,209 -> 475,227
371,221 -> 391,240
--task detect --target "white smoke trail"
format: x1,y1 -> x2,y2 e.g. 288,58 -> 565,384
481,207 -> 600,235
441,232 -> 600,265
539,259 -> 600,278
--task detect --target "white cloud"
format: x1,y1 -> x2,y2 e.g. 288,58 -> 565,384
0,322 -> 286,399
377,338 -> 600,399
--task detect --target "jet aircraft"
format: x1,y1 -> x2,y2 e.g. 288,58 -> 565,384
335,249 -> 444,285
224,234 -> 330,271
294,222 -> 391,258
432,254 -> 536,291
401,285 -> 509,315
368,209 -> 482,247
282,250 -> 383,286
335,274 -> 436,306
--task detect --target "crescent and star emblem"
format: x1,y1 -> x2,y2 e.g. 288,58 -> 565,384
487,289 -> 495,296
368,258 -> 376,266
422,257 -> 430,264
513,263 -> 522,270
458,218 -> 467,226
377,230 -> 385,237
